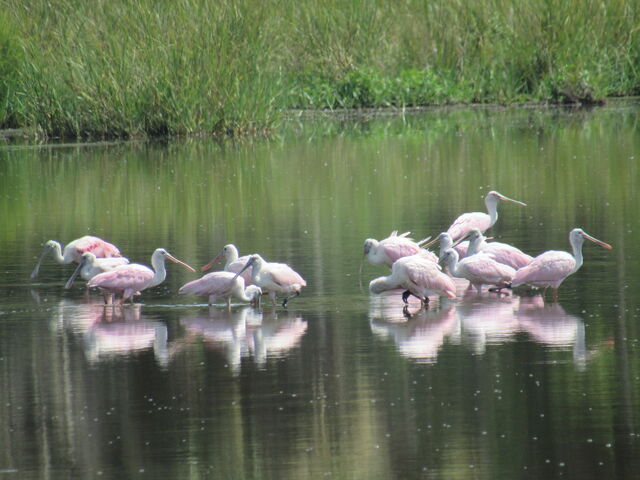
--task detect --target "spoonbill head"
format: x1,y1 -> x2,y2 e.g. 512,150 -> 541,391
363,231 -> 432,268
511,228 -> 612,301
201,244 -> 253,284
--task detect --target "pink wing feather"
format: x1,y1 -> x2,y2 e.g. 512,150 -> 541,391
447,213 -> 492,242
512,251 -> 575,287
403,257 -> 456,298
88,264 -> 154,292
269,263 -> 306,288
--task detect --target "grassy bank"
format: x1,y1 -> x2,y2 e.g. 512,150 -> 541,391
1,0 -> 640,139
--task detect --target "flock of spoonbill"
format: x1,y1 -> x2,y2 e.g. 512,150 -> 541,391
365,190 -> 612,305
31,190 -> 611,309
31,238 -> 306,308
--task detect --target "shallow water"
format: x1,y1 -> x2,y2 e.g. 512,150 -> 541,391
1,104 -> 639,479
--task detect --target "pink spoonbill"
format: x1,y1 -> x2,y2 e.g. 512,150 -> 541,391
179,271 -> 262,307
363,231 -> 436,268
463,228 -> 533,270
64,252 -> 131,289
200,244 -> 253,285
446,191 -> 527,242
88,248 -> 195,305
439,248 -> 515,294
369,254 -> 456,306
31,235 -> 123,278
235,254 -> 306,307
511,228 -> 612,302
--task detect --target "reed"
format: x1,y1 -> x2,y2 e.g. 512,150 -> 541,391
2,0 -> 640,138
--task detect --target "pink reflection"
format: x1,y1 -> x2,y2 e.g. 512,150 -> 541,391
52,299 -> 168,366
369,293 -> 459,363
457,294 -> 520,353
180,307 -> 307,373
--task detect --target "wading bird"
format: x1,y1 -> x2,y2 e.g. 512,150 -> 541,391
201,244 -> 253,284
369,254 -> 456,305
235,254 -> 306,307
439,248 -> 515,294
88,248 -> 195,305
179,271 -> 262,307
31,235 -> 122,278
511,228 -> 612,301
64,252 -> 131,289
445,191 -> 527,242
363,231 -> 435,268
463,228 -> 533,270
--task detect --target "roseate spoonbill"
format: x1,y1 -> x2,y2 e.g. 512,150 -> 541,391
179,271 -> 262,307
369,254 -> 456,305
31,235 -> 122,279
64,252 -> 131,289
235,254 -> 306,307
424,232 -> 469,259
88,248 -> 195,305
462,228 -> 533,270
439,248 -> 515,294
511,228 -> 612,301
446,191 -> 527,242
201,244 -> 253,285
363,231 -> 435,268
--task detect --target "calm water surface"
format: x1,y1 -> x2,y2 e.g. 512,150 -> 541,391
1,104 -> 639,479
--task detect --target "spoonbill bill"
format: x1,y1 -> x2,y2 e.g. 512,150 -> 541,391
446,191 -> 526,242
201,244 -> 253,284
64,252 -> 131,289
424,232 -> 469,259
88,248 -> 195,305
179,271 -> 262,307
462,228 -> 533,270
363,231 -> 435,268
439,248 -> 515,294
511,228 -> 612,301
235,254 -> 306,307
31,235 -> 122,278
369,254 -> 456,305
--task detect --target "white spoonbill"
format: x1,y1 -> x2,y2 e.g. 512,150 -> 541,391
462,228 -> 533,270
201,243 -> 253,284
64,252 -> 131,289
439,248 -> 515,294
369,254 -> 456,305
179,271 -> 262,307
363,231 -> 435,267
446,191 -> 526,242
511,228 -> 612,301
31,235 -> 122,278
88,248 -> 195,305
235,254 -> 306,307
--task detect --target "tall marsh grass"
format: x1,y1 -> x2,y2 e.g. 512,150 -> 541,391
2,0 -> 640,138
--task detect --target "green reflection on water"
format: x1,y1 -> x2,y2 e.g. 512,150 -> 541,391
0,104 -> 639,479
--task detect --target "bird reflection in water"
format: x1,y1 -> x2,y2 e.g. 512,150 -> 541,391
50,298 -> 169,366
515,296 -> 588,369
179,307 -> 307,374
369,292 -> 459,364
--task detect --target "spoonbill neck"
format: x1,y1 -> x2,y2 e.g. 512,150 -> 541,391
466,235 -> 486,257
443,251 -> 462,277
148,256 -> 168,288
485,196 -> 499,228
570,238 -> 585,273
225,246 -> 240,267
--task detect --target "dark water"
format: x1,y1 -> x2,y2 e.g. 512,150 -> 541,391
1,104 -> 639,479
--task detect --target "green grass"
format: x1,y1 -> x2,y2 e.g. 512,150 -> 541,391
2,0 -> 640,139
